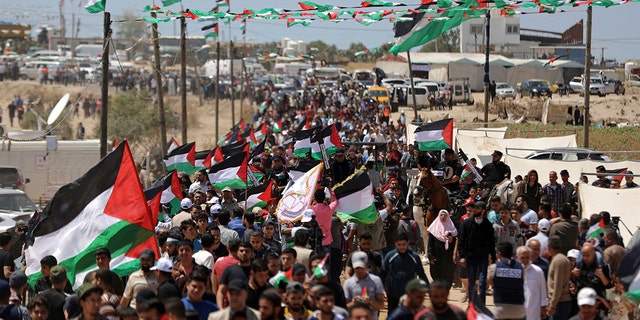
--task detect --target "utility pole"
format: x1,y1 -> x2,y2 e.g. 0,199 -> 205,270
583,4 -> 592,147
215,41 -> 220,144
59,0 -> 65,48
406,51 -> 418,120
483,10 -> 491,128
152,11 -> 168,155
230,40 -> 235,125
180,16 -> 187,144
99,12 -> 111,158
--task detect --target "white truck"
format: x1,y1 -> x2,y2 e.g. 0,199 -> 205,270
0,137 -> 100,203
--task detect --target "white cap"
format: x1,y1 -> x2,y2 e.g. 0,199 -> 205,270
210,204 -> 222,215
301,209 -> 315,223
206,196 -> 220,205
180,198 -> 193,210
150,258 -> 174,273
567,249 -> 581,259
538,219 -> 550,232
577,287 -> 597,306
351,251 -> 368,269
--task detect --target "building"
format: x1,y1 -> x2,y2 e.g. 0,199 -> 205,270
460,9 -> 585,63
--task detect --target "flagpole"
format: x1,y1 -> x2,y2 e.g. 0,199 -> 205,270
180,15 -> 188,144
483,10 -> 491,129
215,40 -> 221,145
99,11 -> 111,158
583,4 -> 592,147
406,51 -> 418,120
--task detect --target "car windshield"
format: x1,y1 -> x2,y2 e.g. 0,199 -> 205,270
0,194 -> 37,213
497,84 -> 510,89
531,81 -> 548,87
368,90 -> 388,98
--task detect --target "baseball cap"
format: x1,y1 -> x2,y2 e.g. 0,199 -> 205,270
252,207 -> 263,216
301,209 -> 315,223
180,198 -> 193,210
50,265 -> 68,283
538,219 -> 550,232
76,283 -> 103,300
139,249 -> 155,260
228,279 -> 248,292
166,237 -> 180,245
210,204 -> 222,215
567,249 -> 581,259
351,251 -> 368,269
150,257 -> 174,273
405,279 -> 430,292
222,186 -> 234,192
286,281 -> 305,294
292,263 -> 306,275
9,271 -> 27,288
577,287 -> 597,306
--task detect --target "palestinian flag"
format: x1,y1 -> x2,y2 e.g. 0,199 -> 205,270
313,254 -> 329,278
389,4 -> 474,55
194,150 -> 213,171
145,170 -> 183,216
208,151 -> 248,190
24,141 -> 158,289
255,123 -> 267,141
618,242 -> 640,302
247,164 -> 265,187
461,164 -> 473,179
288,159 -> 321,181
212,147 -> 225,164
468,295 -> 494,320
293,126 -> 320,158
85,0 -> 106,13
167,137 -> 180,154
586,219 -> 606,246
311,124 -> 343,160
273,119 -> 283,133
334,168 -> 377,224
247,128 -> 258,148
161,0 -> 181,6
238,180 -> 273,211
542,54 -> 568,67
164,142 -> 196,173
222,140 -> 249,156
249,139 -> 266,162
414,118 -> 454,151
609,168 -> 628,183
269,267 -> 293,289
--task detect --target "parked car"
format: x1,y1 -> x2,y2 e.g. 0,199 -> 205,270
604,79 -> 625,95
587,78 -> 606,97
0,167 -> 29,191
569,76 -> 583,93
518,80 -> 552,98
495,82 -> 516,99
524,147 -> 611,161
0,189 -> 38,227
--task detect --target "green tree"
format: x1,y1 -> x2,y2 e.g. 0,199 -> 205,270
116,7 -> 148,40
419,28 -> 460,53
96,91 -> 175,150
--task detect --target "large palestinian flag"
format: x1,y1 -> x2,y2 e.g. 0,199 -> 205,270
194,150 -> 213,171
293,126 -> 320,158
208,151 -> 248,190
334,168 -> 377,224
311,124 -> 343,160
287,159 -> 321,181
164,142 -> 196,173
25,141 -> 158,289
238,180 -> 274,212
255,123 -> 267,141
414,118 -> 454,151
145,170 -> 183,217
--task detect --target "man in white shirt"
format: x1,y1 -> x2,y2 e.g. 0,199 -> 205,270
517,246 -> 548,320
189,170 -> 209,195
516,194 -> 538,232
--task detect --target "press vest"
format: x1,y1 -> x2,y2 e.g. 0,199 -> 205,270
493,259 -> 525,305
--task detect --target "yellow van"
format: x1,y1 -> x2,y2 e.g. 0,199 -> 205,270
366,86 -> 390,103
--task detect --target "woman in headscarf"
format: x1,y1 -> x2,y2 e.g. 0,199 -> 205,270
516,169 -> 542,212
427,209 -> 458,288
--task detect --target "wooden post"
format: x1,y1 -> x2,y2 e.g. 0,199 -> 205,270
152,11 -> 168,155
99,12 -> 111,158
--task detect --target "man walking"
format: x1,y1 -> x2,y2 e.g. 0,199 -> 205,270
488,242 -> 526,320
546,236 -> 572,320
516,246 -> 548,320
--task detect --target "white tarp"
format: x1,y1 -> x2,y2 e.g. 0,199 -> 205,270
505,156 -> 640,184
456,135 -> 577,166
455,127 -> 508,139
578,182 -> 640,240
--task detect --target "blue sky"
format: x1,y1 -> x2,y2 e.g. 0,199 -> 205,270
1,0 -> 639,61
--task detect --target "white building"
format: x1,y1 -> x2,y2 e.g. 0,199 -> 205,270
280,38 -> 308,57
460,8 -> 521,55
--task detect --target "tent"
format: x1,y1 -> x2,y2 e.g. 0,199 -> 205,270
579,182 -> 640,241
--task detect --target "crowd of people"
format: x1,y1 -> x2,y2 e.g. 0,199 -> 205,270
3,76 -> 638,320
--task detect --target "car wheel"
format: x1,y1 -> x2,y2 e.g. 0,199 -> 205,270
20,74 -> 27,80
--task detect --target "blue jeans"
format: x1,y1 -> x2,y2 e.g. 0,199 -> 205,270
551,301 -> 572,320
467,257 -> 489,304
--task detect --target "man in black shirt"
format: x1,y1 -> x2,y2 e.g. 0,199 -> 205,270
246,260 -> 272,310
0,233 -> 13,281
38,265 -> 68,320
481,150 -> 511,189
217,242 -> 253,307
153,258 -> 181,303
415,280 -> 467,320
438,148 -> 463,193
